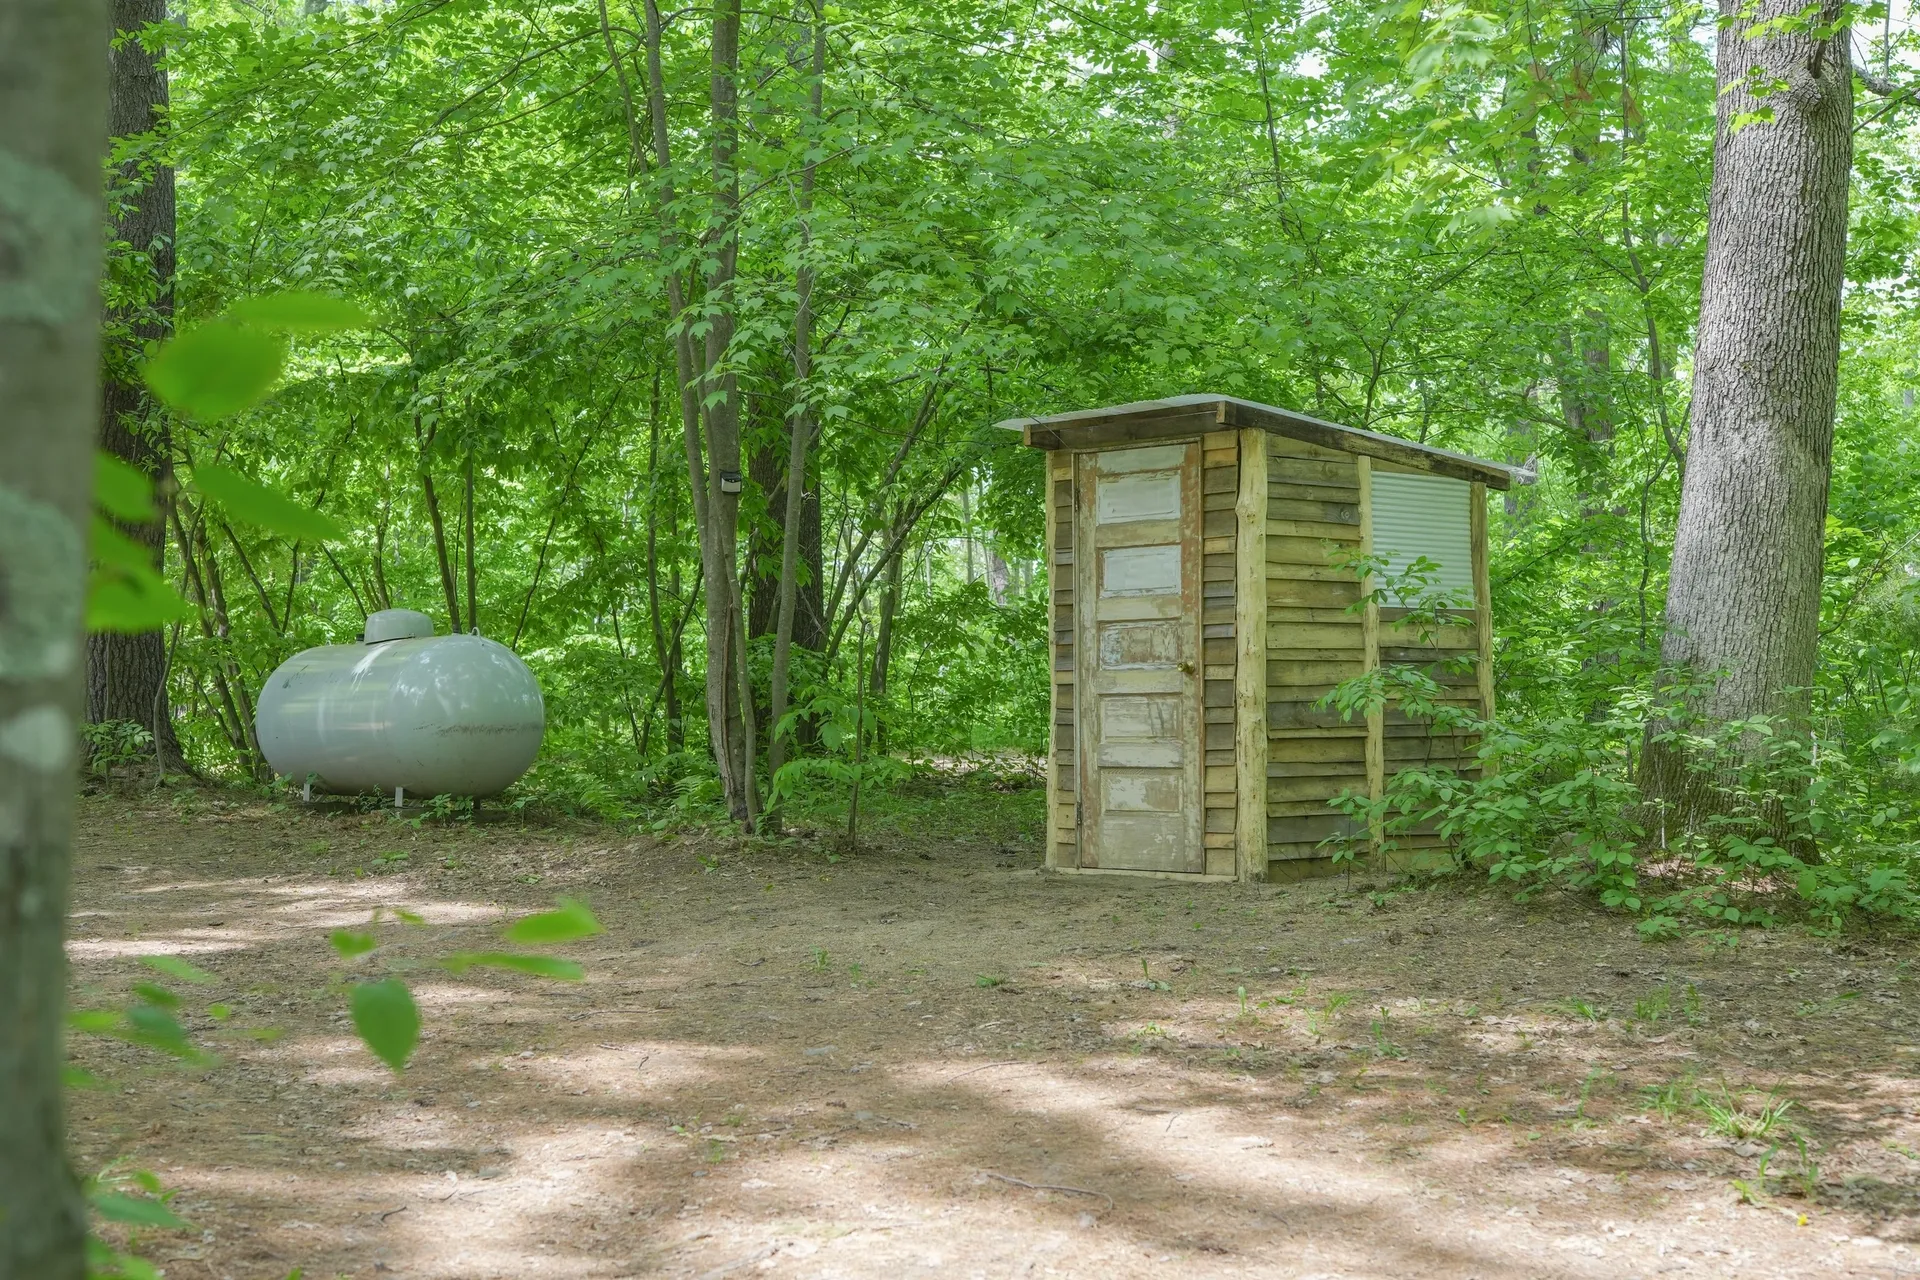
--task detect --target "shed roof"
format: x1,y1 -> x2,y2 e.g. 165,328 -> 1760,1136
997,393 -> 1522,491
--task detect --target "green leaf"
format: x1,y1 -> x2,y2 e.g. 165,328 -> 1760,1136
503,897 -> 603,946
90,1191 -> 189,1230
92,516 -> 158,573
139,955 -> 215,985
87,560 -> 193,633
142,321 -> 287,421
125,1003 -> 191,1052
442,952 -> 584,981
130,983 -> 178,1009
350,978 -> 419,1072
87,1236 -> 165,1280
95,452 -> 157,522
193,463 -> 344,542
329,929 -> 377,959
225,291 -> 372,333
68,1008 -> 120,1034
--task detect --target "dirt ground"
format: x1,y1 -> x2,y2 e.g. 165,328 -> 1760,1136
65,777 -> 1920,1279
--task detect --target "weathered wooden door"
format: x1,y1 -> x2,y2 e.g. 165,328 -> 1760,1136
1075,443 -> 1205,873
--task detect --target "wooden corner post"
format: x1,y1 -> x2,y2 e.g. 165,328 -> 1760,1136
1470,480 -> 1494,722
1357,457 -> 1384,859
1233,428 -> 1268,882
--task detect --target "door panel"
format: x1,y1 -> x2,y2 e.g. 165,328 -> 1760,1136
1076,442 -> 1204,874
1102,695 -> 1180,738
1097,620 -> 1182,669
1100,545 -> 1183,596
1096,472 -> 1182,523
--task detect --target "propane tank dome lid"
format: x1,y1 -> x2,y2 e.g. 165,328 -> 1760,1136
363,608 -> 437,644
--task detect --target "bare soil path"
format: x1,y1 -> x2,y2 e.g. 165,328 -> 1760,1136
67,779 -> 1920,1278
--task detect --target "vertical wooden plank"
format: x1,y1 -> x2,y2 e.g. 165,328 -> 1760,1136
1358,457 -> 1383,855
1049,451 -> 1076,868
1045,452 -> 1063,870
1075,450 -> 1097,868
1234,428 -> 1268,882
1471,480 -> 1494,722
1181,442 -> 1209,875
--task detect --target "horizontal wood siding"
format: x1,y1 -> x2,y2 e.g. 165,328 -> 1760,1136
1373,608 -> 1483,869
1265,435 -> 1369,866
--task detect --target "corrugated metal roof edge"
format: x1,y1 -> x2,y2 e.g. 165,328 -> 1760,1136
995,393 -> 1533,491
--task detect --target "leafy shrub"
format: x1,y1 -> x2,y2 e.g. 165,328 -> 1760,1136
81,719 -> 156,776
1317,554 -> 1919,932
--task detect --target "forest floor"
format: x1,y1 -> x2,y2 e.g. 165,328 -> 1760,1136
67,773 -> 1920,1280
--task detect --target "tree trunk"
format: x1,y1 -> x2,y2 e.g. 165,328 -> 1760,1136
796,452 -> 825,651
422,465 -> 460,632
1553,315 -> 1615,524
1641,0 -> 1852,824
371,500 -> 393,610
88,0 -> 185,769
196,517 -> 266,777
665,565 -> 686,750
698,0 -> 755,823
747,416 -> 783,641
463,453 -> 477,634
642,0 -> 750,806
960,482 -> 975,582
870,533 -> 902,754
168,499 -> 252,765
0,4 -> 105,1276
765,6 -> 825,818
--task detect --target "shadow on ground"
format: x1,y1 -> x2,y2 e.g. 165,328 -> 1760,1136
68,785 -> 1920,1278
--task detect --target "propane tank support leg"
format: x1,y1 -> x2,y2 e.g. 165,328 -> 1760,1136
394,785 -> 405,810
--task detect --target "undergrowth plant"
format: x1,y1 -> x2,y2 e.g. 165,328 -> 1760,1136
1315,554 -> 1920,934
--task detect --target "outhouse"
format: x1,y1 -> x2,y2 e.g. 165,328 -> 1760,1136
1003,394 -> 1522,882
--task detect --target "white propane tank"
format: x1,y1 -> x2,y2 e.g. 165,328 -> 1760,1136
255,609 -> 545,798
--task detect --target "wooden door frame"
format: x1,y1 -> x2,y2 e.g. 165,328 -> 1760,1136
1070,438 -> 1208,876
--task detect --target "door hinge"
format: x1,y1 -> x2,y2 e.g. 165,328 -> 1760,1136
1075,800 -> 1084,828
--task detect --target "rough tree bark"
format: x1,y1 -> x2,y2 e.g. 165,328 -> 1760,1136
89,0 -> 186,768
0,4 -> 107,1275
1641,0 -> 1852,821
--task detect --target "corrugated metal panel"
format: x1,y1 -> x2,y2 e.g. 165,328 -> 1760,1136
1370,471 -> 1473,606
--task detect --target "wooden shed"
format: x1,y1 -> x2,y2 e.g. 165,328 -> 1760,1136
1002,394 -> 1521,882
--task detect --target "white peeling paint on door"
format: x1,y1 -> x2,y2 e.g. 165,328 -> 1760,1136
1097,620 -> 1182,670
1101,545 -> 1182,597
1096,471 -> 1182,523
